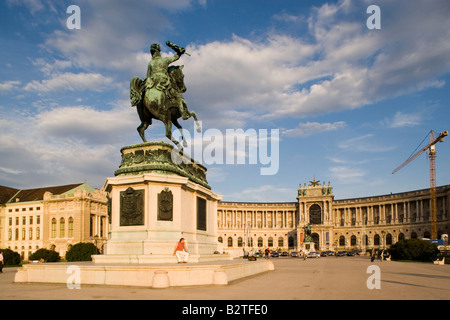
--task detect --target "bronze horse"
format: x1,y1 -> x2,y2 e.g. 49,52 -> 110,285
130,65 -> 201,150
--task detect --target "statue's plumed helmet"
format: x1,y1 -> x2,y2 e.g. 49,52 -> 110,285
150,43 -> 161,55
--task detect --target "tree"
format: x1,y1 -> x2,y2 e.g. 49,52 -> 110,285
65,242 -> 99,262
0,248 -> 21,265
389,238 -> 439,262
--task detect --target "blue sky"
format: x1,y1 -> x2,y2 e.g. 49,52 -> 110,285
1,0 -> 449,202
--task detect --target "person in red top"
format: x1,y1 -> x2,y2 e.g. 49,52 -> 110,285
173,238 -> 189,263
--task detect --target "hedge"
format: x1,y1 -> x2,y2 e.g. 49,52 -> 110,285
29,248 -> 60,262
65,242 -> 99,262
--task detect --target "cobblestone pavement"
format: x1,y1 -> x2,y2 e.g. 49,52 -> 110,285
1,256 -> 449,300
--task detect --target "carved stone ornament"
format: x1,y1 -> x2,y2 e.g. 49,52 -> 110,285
120,187 -> 145,226
158,188 -> 173,221
115,142 -> 210,189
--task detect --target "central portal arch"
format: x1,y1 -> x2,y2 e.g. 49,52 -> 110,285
309,204 -> 322,225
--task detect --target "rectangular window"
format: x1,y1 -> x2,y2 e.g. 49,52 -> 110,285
90,214 -> 95,237
197,197 -> 207,231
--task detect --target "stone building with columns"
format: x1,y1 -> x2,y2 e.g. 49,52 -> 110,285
0,183 -> 108,260
217,180 -> 450,255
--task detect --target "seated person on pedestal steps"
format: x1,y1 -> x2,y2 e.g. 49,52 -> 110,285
173,238 -> 189,263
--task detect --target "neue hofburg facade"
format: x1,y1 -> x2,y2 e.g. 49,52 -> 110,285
1,180 -> 449,260
218,180 -> 450,256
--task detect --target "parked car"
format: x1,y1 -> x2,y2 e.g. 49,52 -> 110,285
347,251 -> 355,256
336,251 -> 347,256
290,251 -> 298,257
320,251 -> 328,257
306,252 -> 320,259
271,252 -> 279,257
281,251 -> 289,257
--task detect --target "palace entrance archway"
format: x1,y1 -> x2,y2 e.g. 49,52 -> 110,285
309,204 -> 322,224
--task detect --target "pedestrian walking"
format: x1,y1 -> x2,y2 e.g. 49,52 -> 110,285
0,251 -> 4,273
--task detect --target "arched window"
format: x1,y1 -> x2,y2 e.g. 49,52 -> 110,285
68,217 -> 74,238
288,236 -> 294,248
374,234 -> 380,245
237,237 -> 243,247
386,233 -> 392,245
268,237 -> 273,247
411,232 -> 417,239
51,218 -> 57,238
60,218 -> 65,238
398,233 -> 405,242
227,237 -> 233,247
339,235 -> 345,246
218,237 -> 223,243
309,204 -> 322,225
29,227 -> 33,240
36,227 -> 40,240
423,231 -> 431,239
351,235 -> 357,246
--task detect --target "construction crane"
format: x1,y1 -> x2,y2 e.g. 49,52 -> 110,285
392,130 -> 448,240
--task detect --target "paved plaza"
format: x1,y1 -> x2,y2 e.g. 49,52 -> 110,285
1,256 -> 449,300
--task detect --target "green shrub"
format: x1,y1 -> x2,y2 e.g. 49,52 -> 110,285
0,248 -> 21,265
65,242 -> 99,262
389,239 -> 439,262
29,248 -> 60,262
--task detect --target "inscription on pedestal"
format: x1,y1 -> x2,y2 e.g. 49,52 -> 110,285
120,187 -> 144,226
158,188 -> 173,221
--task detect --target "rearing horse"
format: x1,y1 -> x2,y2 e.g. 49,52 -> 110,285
130,65 -> 201,150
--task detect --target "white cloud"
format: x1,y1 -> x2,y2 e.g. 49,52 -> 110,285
283,121 -> 347,137
382,111 -> 423,128
338,134 -> 396,153
224,184 -> 293,202
0,103 -> 138,188
23,72 -> 115,93
35,104 -> 136,144
329,166 -> 366,182
42,0 -> 194,73
176,0 -> 450,125
0,80 -> 21,92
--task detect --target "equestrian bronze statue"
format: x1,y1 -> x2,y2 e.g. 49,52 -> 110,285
130,41 -> 201,150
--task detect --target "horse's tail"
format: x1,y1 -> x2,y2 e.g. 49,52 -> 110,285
130,76 -> 145,107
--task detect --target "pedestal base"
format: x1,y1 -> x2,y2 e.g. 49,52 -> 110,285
101,142 -> 224,264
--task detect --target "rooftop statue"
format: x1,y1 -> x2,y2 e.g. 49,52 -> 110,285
130,41 -> 201,150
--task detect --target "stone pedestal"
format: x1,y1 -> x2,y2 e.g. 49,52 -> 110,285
302,241 -> 316,252
93,142 -> 229,264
